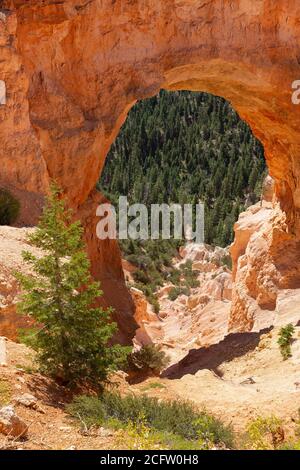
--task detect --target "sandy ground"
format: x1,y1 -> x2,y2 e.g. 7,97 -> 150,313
162,328 -> 300,432
130,327 -> 300,436
0,326 -> 299,449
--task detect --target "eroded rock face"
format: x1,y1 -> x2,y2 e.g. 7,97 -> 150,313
0,1 -> 300,337
132,243 -> 232,364
131,287 -> 164,348
229,199 -> 300,332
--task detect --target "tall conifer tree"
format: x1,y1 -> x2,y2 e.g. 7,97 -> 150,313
16,184 -> 129,384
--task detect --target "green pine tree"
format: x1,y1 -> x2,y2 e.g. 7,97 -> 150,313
16,184 -> 129,385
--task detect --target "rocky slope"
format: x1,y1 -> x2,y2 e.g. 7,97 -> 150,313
0,174 -> 299,369
131,243 -> 232,365
131,180 -> 300,365
0,207 -> 299,447
1,180 -> 299,364
1,1 -> 300,338
1,327 -> 300,448
165,325 -> 300,432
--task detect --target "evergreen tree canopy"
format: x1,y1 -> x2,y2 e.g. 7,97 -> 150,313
16,184 -> 129,385
99,90 -> 266,247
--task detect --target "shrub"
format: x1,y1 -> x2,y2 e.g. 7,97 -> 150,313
141,382 -> 166,391
148,296 -> 160,314
135,282 -> 160,313
279,440 -> 300,450
67,394 -> 106,428
67,392 -> 235,448
134,269 -> 149,285
278,324 -> 295,360
113,413 -> 216,450
168,269 -> 181,286
0,189 -> 20,225
296,408 -> 300,437
246,416 -> 284,450
167,262 -> 199,298
185,278 -> 200,289
168,287 -> 180,301
114,413 -> 165,450
128,344 -> 170,374
17,327 -> 40,347
220,255 -> 232,270
15,364 -> 37,375
168,286 -> 190,301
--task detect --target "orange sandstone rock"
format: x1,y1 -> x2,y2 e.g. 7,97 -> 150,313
0,1 -> 300,338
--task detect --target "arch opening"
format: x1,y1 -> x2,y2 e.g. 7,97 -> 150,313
97,89 -> 269,352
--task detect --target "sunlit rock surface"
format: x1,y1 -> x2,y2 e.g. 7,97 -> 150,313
0,1 -> 300,339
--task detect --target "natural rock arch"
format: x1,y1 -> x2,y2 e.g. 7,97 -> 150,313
1,0 -> 300,340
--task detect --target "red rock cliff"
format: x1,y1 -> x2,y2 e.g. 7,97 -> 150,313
0,0 -> 300,337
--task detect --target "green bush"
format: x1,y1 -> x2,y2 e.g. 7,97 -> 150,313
168,286 -> 190,301
17,327 -> 40,347
135,282 -> 160,313
180,261 -> 200,287
134,269 -> 150,285
121,238 -> 181,311
278,324 -> 295,360
220,255 -> 232,270
167,262 -> 200,299
67,392 -> 235,448
128,344 -> 170,373
168,287 -> 180,301
245,410 -> 300,451
148,295 -> 160,314
67,394 -> 106,428
141,382 -> 166,391
185,278 -> 200,289
168,269 -> 181,286
0,189 -> 20,225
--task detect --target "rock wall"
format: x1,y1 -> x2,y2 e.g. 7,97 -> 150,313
230,197 -> 300,332
1,1 -> 300,336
